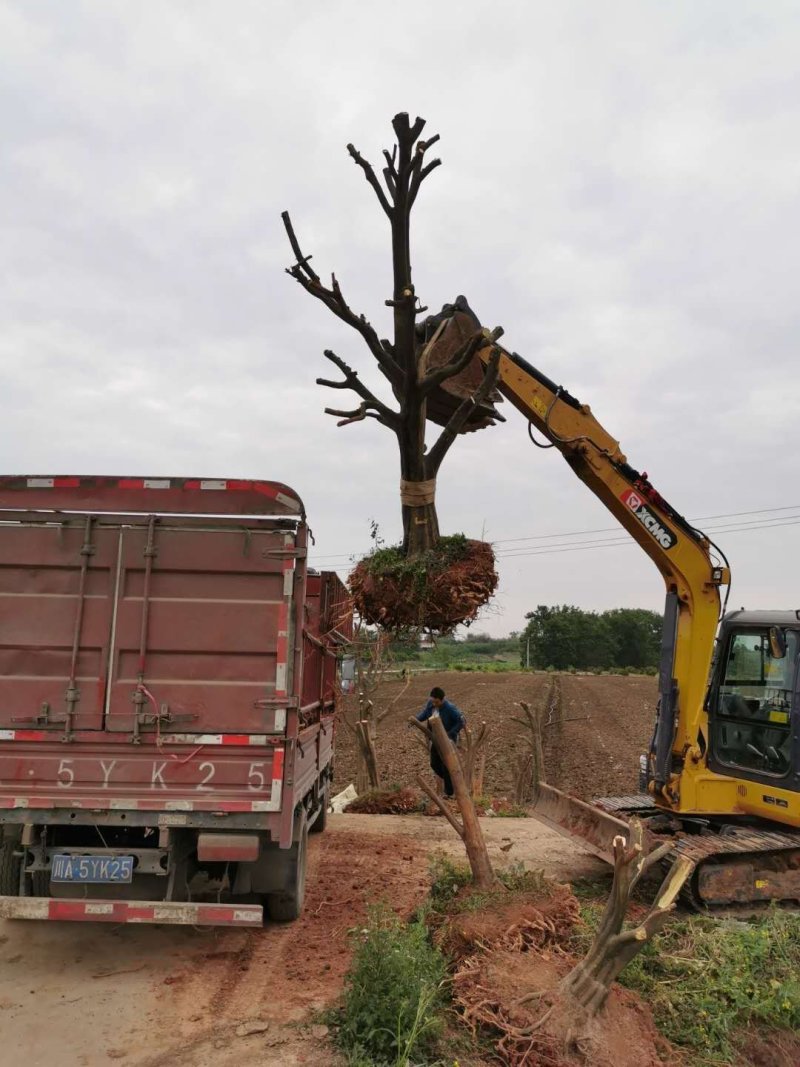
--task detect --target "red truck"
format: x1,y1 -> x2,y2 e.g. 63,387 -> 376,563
0,476 -> 350,926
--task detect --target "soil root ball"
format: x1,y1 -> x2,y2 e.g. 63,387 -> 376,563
349,536 -> 498,635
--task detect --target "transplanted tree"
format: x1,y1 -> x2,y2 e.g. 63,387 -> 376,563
283,113 -> 503,633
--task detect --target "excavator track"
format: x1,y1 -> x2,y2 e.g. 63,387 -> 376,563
596,795 -> 800,910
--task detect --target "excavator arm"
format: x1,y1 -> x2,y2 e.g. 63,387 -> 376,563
477,344 -> 730,810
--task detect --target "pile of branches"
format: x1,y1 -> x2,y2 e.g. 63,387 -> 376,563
349,537 -> 497,635
345,785 -> 423,815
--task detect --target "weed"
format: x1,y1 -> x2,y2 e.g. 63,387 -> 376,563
336,903 -> 448,1066
428,856 -> 474,913
428,856 -> 546,916
574,903 -> 800,1062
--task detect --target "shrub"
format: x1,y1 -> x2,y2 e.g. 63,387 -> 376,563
337,903 -> 447,1065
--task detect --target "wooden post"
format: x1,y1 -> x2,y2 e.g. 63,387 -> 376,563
355,720 -> 380,790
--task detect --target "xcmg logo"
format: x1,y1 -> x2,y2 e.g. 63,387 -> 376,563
620,489 -> 677,550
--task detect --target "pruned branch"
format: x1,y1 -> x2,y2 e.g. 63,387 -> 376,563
425,346 -> 503,474
416,774 -> 463,836
281,211 -> 404,389
409,140 -> 442,207
316,350 -> 400,429
281,210 -> 319,283
346,143 -> 393,218
324,402 -> 391,428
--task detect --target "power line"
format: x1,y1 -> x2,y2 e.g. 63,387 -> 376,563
308,514 -> 800,569
489,516 -> 800,560
306,502 -> 800,564
492,502 -> 800,547
496,514 -> 800,558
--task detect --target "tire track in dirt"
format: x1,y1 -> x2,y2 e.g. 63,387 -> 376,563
541,675 -> 564,789
148,828 -> 430,1058
553,674 -> 655,799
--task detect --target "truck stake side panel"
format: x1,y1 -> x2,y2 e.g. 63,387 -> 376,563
0,476 -> 350,924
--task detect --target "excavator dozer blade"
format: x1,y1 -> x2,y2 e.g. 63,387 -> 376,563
530,782 -> 632,865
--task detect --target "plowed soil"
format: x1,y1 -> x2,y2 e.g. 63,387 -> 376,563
334,671 -> 657,802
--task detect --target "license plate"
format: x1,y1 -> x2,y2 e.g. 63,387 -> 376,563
51,854 -> 134,884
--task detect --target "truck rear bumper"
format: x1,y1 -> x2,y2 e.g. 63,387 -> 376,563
0,896 -> 263,926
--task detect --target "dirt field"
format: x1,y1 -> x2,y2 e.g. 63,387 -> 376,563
334,670 -> 658,801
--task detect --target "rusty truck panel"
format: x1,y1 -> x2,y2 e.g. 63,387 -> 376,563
0,476 -> 349,925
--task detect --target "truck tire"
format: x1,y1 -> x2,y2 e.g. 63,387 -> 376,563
0,842 -> 49,897
265,820 -> 308,922
309,785 -> 328,835
0,840 -> 21,896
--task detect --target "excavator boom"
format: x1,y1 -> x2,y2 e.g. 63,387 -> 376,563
428,324 -> 800,908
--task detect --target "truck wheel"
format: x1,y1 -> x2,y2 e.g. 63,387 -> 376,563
31,870 -> 50,896
0,840 -> 21,896
0,842 -> 49,897
265,820 -> 308,922
309,785 -> 328,835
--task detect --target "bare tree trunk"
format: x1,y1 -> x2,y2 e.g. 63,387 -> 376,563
355,720 -> 380,790
516,819 -> 693,1041
560,821 -> 692,1014
472,750 -> 486,799
402,502 -> 440,556
410,715 -> 495,890
283,115 -> 505,564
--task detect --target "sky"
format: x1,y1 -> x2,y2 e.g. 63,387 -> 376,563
1,1 -> 799,636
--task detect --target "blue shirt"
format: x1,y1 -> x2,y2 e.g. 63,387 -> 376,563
416,698 -> 465,741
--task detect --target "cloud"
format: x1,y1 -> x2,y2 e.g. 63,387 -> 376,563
1,0 -> 799,633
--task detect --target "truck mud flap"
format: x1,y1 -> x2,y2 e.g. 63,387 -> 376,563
0,897 -> 263,926
530,782 -> 632,864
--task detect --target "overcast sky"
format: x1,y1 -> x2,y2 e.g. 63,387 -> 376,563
2,1 -> 799,636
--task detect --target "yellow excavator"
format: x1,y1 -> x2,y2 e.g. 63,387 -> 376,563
430,303 -> 800,909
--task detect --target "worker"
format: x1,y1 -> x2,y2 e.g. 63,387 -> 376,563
416,686 -> 466,799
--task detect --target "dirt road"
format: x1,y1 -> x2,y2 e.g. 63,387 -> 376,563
0,814 -> 602,1067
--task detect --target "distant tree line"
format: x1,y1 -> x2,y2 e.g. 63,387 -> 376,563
520,605 -> 662,671
390,631 -> 519,667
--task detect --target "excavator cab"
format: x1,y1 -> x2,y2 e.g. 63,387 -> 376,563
706,612 -> 800,787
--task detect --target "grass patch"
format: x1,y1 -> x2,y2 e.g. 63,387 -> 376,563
427,856 -> 546,916
335,903 -> 448,1066
575,902 -> 800,1063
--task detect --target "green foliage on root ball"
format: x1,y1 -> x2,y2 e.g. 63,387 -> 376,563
363,534 -> 471,589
